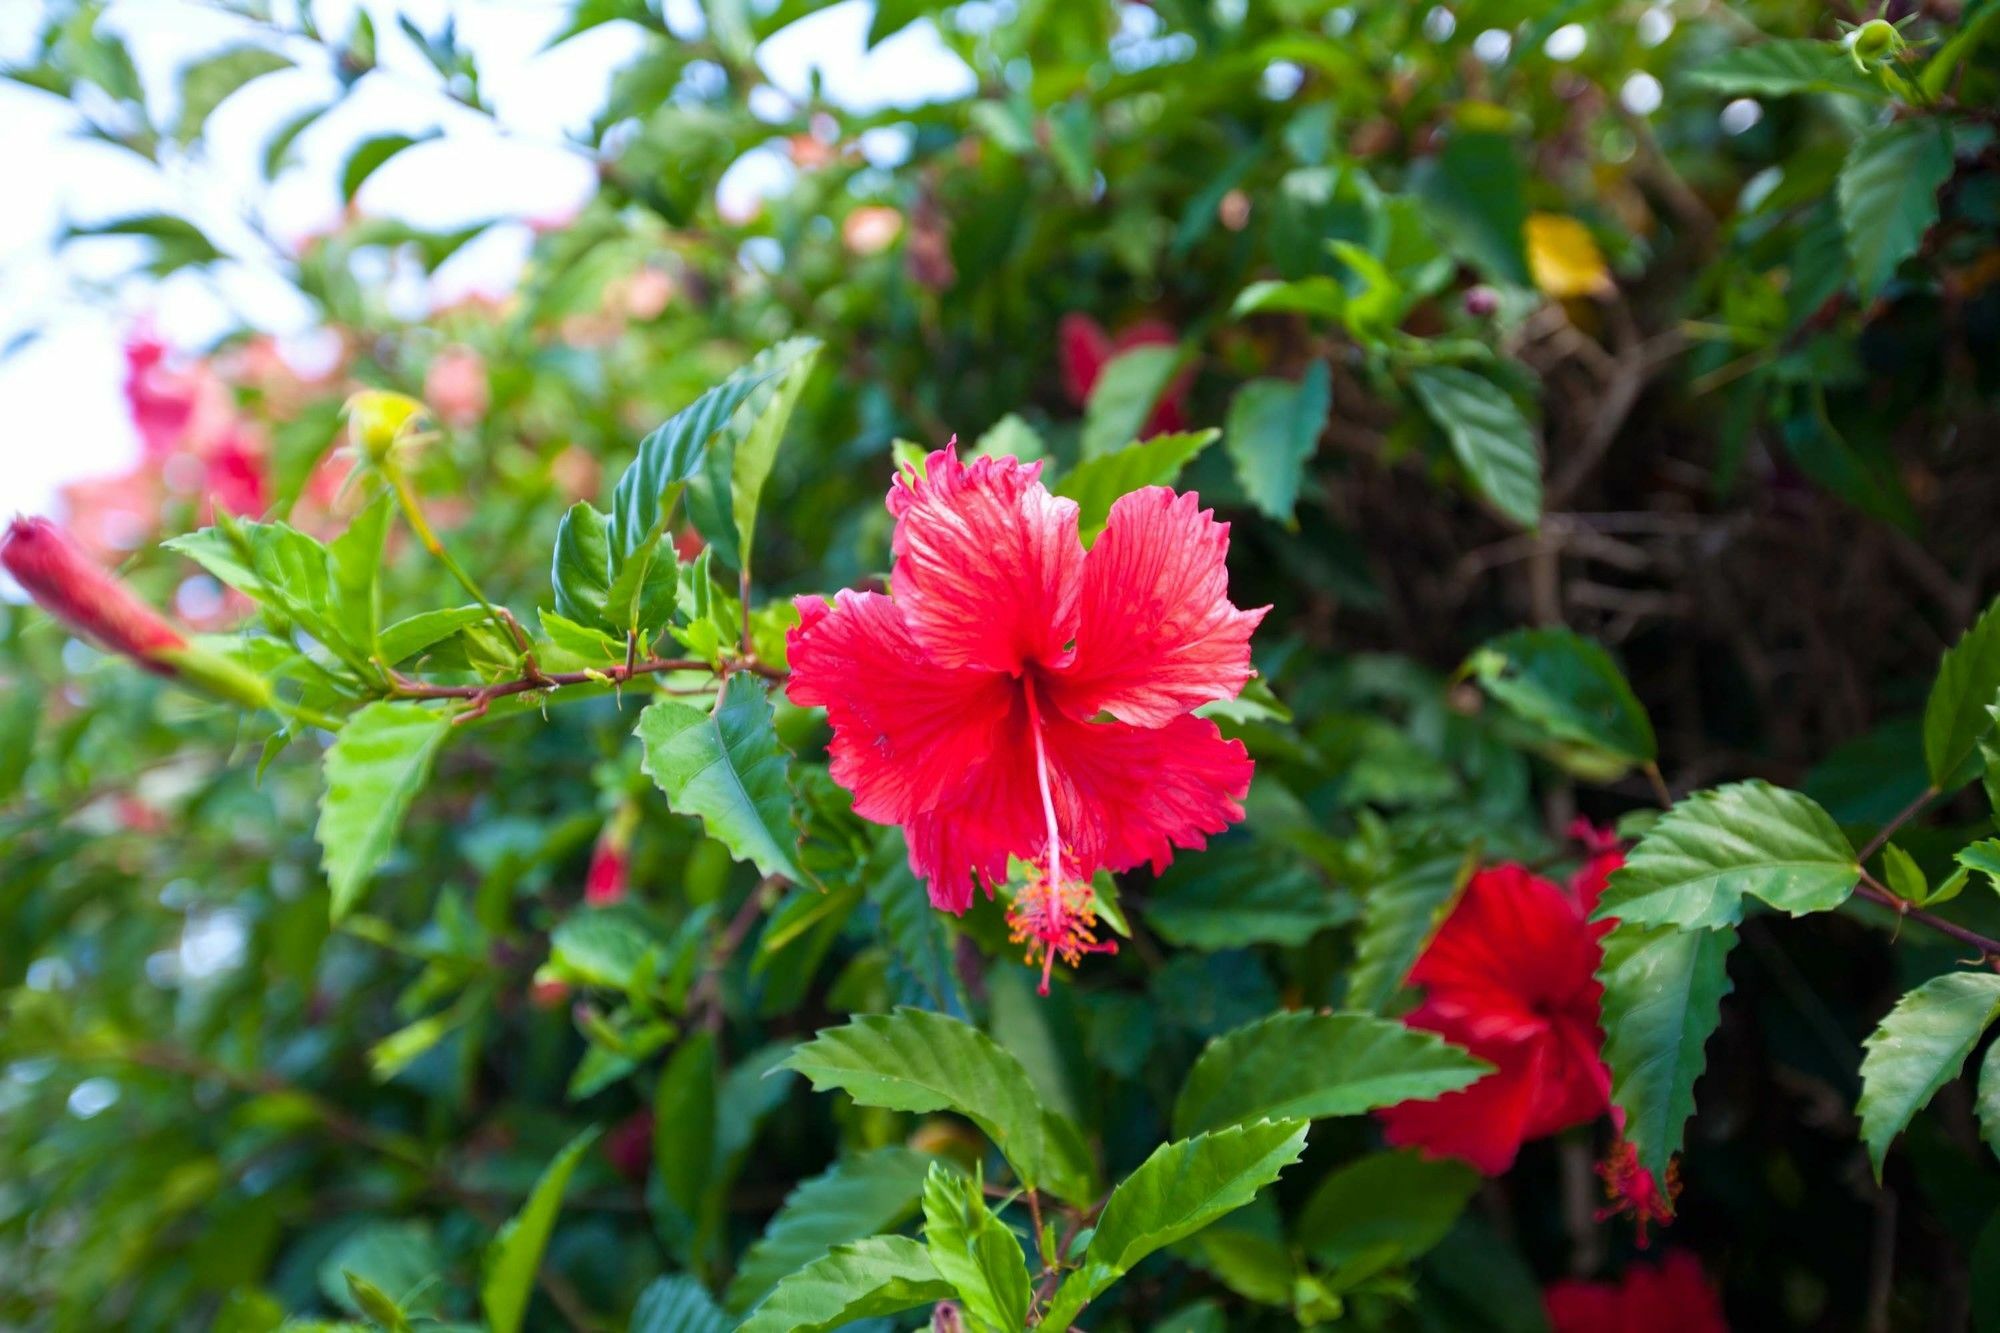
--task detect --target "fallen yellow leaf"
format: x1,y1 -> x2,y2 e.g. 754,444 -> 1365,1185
1527,212 -> 1613,299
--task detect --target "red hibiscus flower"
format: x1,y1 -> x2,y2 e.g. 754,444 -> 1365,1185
786,446 -> 1263,990
1057,314 -> 1193,435
1545,1251 -> 1729,1333
1377,859 -> 1613,1173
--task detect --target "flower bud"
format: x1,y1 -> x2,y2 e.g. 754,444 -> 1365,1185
1851,18 -> 1900,65
1464,285 -> 1500,318
4,515 -> 187,673
344,389 -> 429,464
3,516 -> 274,710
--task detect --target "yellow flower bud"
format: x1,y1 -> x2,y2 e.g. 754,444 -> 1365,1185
343,390 -> 429,464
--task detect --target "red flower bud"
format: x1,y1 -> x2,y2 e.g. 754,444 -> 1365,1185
3,516 -> 186,674
584,841 -> 629,906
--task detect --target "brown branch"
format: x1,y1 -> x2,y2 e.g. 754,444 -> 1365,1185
1854,878 -> 2000,965
381,651 -> 787,721
1855,786 -> 1939,866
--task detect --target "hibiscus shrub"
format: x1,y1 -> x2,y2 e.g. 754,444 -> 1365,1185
4,1 -> 2000,1331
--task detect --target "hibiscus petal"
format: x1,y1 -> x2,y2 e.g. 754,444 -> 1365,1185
1378,1006 -> 1546,1175
905,734 -> 1044,913
888,447 -> 1084,674
784,590 -> 1017,829
1039,709 -> 1253,876
1053,486 -> 1266,727
1410,865 -> 1604,1020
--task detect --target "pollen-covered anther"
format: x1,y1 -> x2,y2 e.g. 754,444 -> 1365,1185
1594,1137 -> 1680,1248
1004,861 -> 1117,994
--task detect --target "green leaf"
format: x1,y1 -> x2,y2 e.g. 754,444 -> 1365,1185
341,131 -> 438,202
166,517 -> 359,666
1223,362 -> 1330,524
631,1276 -> 728,1333
603,531 -> 681,638
1081,344 -> 1182,459
1883,843 -> 1928,903
1858,971 -> 2000,1178
262,100 -> 328,178
376,605 -> 490,664
607,359 -> 787,568
1960,839 -> 2000,891
1596,922 -> 1738,1182
718,336 -> 822,572
1686,38 -> 1887,98
1410,366 -> 1542,529
480,1128 -> 599,1333
1347,842 -> 1478,1012
316,702 -> 451,919
1231,276 -> 1348,323
1054,429 -> 1220,542
176,44 -> 291,142
343,1273 -> 413,1333
1595,780 -> 1858,930
636,675 -> 801,882
1296,1150 -> 1480,1281
550,501 -> 614,631
1838,120 -> 1955,300
328,491 -> 393,657
1041,1119 -> 1309,1329
724,1148 -> 935,1313
735,1236 -> 954,1333
781,1007 -> 1094,1204
1465,627 -> 1655,769
1923,598 -> 2000,790
1172,1010 -> 1490,1137
969,412 -> 1047,463
319,1221 -> 441,1319
654,1032 -> 717,1232
920,1163 -> 1031,1333
1978,1043 -> 2000,1164
1146,839 -> 1347,950
1411,130 -> 1530,287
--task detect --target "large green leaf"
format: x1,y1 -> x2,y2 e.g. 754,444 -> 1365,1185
735,1235 -> 954,1333
654,1032 -> 717,1235
1838,120 -> 1955,300
920,1163 -> 1031,1333
631,1276 -> 727,1333
636,675 -> 801,883
1347,842 -> 1478,1012
1410,366 -> 1541,529
1171,1010 -> 1490,1137
1040,1119 -> 1309,1329
166,516 -> 361,669
1410,129 -> 1530,286
480,1128 -> 599,1333
1858,971 -> 2000,1178
1054,429 -> 1220,541
781,1007 -> 1094,1203
1685,39 -> 1886,97
1295,1150 -> 1480,1281
1923,596 -> 2000,790
1223,362 -> 1330,524
724,1148 -> 934,1312
1596,922 -> 1738,1182
1979,1044 -> 2000,1164
1081,344 -> 1182,459
1594,781 -> 1858,930
709,336 -> 822,572
316,702 -> 451,919
175,44 -> 292,142
1465,627 -> 1655,770
327,491 -> 393,657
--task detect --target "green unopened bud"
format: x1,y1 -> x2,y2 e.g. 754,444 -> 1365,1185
344,390 -> 429,464
1849,18 -> 1903,71
153,644 -> 277,712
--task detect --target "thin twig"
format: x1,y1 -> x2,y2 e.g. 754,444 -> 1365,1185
1855,786 -> 1939,866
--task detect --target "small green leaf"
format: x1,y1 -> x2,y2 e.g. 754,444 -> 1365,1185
480,1128 -> 599,1333
1883,843 -> 1928,903
654,1032 -> 717,1238
781,1007 -> 1094,1204
1686,39 -> 1887,97
1597,921 -> 1738,1182
1838,119 -> 1955,300
969,412 -> 1047,463
1960,839 -> 2000,892
1040,1119 -> 1309,1329
550,501 -> 614,631
262,100 -> 328,178
341,131 -> 438,202
1348,842 -> 1478,1012
328,491 -> 393,657
725,1148 -> 935,1312
1296,1150 -> 1480,1281
176,44 -> 291,142
1081,344 -> 1182,459
1231,276 -> 1348,323
1223,362 -> 1330,524
920,1163 -> 1031,1333
1411,129 -> 1530,287
1465,627 -> 1655,770
377,605 -> 490,664
316,702 -> 451,919
736,1236 -> 954,1333
1924,599 -> 2000,790
343,1272 -> 413,1333
1858,971 -> 2000,1178
1054,429 -> 1220,541
1410,366 -> 1542,529
1146,839 -> 1348,950
717,336 -> 822,572
1172,1010 -> 1490,1137
1595,780 -> 1858,930
1979,1043 -> 2000,1163
636,675 -> 801,883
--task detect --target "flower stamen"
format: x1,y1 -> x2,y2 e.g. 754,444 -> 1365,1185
1010,680 -> 1117,992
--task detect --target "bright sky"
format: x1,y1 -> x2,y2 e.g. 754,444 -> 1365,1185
0,0 -> 975,519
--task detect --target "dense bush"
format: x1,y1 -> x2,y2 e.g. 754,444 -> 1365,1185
3,1 -> 1999,1330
